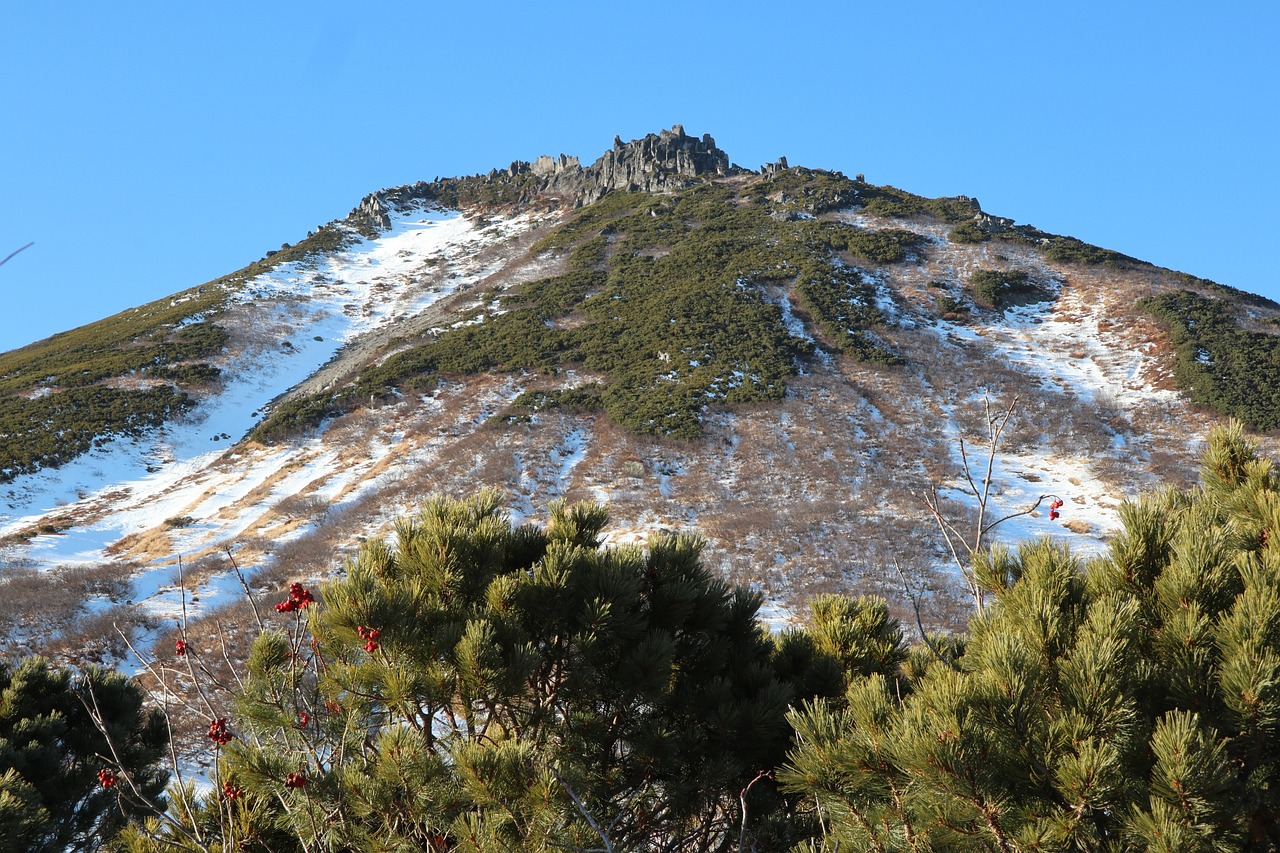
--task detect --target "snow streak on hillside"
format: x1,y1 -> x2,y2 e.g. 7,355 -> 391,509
0,203 -> 560,623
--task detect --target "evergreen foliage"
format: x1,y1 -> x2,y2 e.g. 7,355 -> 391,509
780,422 -> 1280,851
1142,289 -> 1280,431
948,221 -> 990,244
0,657 -> 167,852
119,493 -> 815,852
257,180 -> 924,442
967,269 -> 1042,310
101,425 -> 1280,851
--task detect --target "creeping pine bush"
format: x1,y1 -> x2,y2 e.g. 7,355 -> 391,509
257,178 -> 929,441
1142,288 -> 1280,430
968,268 -> 1040,309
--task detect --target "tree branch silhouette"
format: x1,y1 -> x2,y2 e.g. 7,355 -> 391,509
0,241 -> 33,268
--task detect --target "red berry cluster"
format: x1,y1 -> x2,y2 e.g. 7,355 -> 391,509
275,582 -> 315,613
357,625 -> 382,653
298,711 -> 310,728
208,717 -> 233,745
97,769 -> 118,788
174,638 -> 188,656
1048,499 -> 1064,521
284,772 -> 307,789
222,781 -> 244,800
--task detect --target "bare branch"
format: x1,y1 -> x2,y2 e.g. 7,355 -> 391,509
0,242 -> 33,268
551,765 -> 614,853
892,559 -> 953,668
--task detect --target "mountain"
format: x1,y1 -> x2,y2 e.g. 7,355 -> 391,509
1,125 -> 1278,671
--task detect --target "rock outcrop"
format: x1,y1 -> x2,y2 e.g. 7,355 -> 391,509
575,125 -> 735,203
348,127 -> 744,228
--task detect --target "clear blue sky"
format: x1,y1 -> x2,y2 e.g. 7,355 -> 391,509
3,1 -> 1276,352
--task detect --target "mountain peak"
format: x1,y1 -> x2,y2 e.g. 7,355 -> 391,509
513,124 -> 738,205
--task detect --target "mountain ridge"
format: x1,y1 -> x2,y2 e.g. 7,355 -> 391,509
0,126 -> 1277,677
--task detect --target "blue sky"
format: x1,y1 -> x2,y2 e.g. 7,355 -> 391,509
2,1 -> 1276,352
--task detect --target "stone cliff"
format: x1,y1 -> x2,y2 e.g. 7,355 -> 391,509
348,126 -> 744,229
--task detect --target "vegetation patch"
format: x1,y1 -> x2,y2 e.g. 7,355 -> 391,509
948,221 -> 990,244
1141,289 -> 1280,430
968,268 -> 1044,309
0,221 -> 364,480
512,384 -> 606,413
794,265 -> 902,363
260,177 -> 930,441
0,386 -> 193,482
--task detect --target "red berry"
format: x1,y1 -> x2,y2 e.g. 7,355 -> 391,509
222,781 -> 244,800
208,718 -> 233,745
174,638 -> 188,656
1049,509 -> 1060,521
284,772 -> 307,789
97,768 -> 117,788
298,711 -> 310,727
288,582 -> 315,608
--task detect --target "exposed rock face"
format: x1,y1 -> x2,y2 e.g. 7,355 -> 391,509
352,194 -> 392,231
574,125 -> 735,203
531,154 -> 581,176
761,156 -> 789,175
350,127 -> 742,227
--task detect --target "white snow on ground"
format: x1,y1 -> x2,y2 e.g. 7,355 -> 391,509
0,203 -> 559,622
936,288 -> 1180,412
933,442 -> 1121,558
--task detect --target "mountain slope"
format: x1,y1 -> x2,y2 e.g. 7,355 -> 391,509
1,127 -> 1277,670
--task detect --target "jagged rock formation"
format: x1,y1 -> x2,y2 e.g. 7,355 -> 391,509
761,156 -> 790,175
349,126 -> 741,227
575,125 -> 736,203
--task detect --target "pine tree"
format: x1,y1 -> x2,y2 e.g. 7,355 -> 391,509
0,657 -> 167,852
120,492 -> 797,852
782,421 -> 1280,851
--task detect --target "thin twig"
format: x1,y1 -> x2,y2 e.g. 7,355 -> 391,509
0,242 -> 32,268
551,765 -> 614,853
892,559 -> 953,668
226,546 -> 264,631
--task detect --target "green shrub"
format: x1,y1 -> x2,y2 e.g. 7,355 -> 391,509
968,268 -> 1040,309
948,221 -> 989,244
936,294 -> 970,316
1141,289 -> 1280,430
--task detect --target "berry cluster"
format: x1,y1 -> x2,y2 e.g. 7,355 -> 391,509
275,582 -> 315,613
298,711 -> 310,728
1048,499 -> 1064,521
222,781 -> 244,800
357,625 -> 382,653
97,769 -> 118,788
174,638 -> 188,656
208,717 -> 233,745
284,772 -> 307,789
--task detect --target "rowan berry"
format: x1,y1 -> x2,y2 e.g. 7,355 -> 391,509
208,717 -> 233,745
